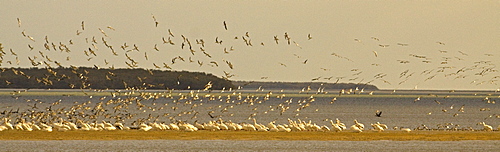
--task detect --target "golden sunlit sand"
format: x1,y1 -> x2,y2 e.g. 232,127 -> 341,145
1,130 -> 499,141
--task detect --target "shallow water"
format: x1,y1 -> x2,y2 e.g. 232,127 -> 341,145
2,140 -> 499,152
1,90 -> 500,151
1,90 -> 498,130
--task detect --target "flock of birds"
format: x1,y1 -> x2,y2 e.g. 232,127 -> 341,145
0,109 -> 401,133
0,87 -> 498,133
0,17 -> 499,133
4,16 -> 500,88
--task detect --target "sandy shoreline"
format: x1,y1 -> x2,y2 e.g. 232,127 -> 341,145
1,130 -> 499,141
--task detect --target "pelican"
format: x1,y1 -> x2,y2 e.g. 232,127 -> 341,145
353,119 -> 364,130
350,125 -> 363,133
335,118 -> 347,130
400,127 -> 412,132
40,123 -> 53,132
371,123 -> 384,132
3,118 -> 14,130
0,126 -> 7,131
277,125 -> 291,132
330,122 -> 343,132
102,121 -> 117,130
478,122 -> 493,131
139,123 -> 152,131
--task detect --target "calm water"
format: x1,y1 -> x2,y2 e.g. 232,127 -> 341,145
1,90 -> 498,130
1,90 -> 499,151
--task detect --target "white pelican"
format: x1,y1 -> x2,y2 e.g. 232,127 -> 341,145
0,126 -> 7,131
479,122 -> 493,131
400,127 -> 412,132
139,123 -> 152,131
194,121 -> 205,130
267,121 -> 278,132
2,118 -> 14,130
241,123 -> 256,131
335,119 -> 347,130
277,125 -> 291,132
371,123 -> 384,132
330,120 -> 343,132
40,123 -> 53,132
169,123 -> 180,131
102,121 -> 117,131
350,125 -> 363,133
353,119 -> 364,130
320,125 -> 330,132
376,122 -> 388,130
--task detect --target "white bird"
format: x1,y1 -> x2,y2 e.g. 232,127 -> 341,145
102,121 -> 117,130
371,123 -> 385,132
401,127 -> 412,132
40,123 -> 53,132
335,118 -> 347,130
139,123 -> 153,131
479,122 -> 493,131
2,118 -> 14,130
353,119 -> 364,130
0,126 -> 7,131
330,123 -> 343,132
320,125 -> 330,132
350,125 -> 363,133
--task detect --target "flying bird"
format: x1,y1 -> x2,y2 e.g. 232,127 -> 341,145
375,110 -> 382,117
17,18 -> 21,27
223,21 -> 227,30
151,14 -> 159,27
168,29 -> 175,37
373,51 -> 378,57
107,26 -> 115,30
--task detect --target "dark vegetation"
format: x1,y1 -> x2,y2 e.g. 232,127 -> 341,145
0,67 -> 234,90
0,43 -> 377,91
232,81 -> 378,91
0,66 -> 378,90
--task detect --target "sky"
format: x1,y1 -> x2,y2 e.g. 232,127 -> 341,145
0,0 -> 499,90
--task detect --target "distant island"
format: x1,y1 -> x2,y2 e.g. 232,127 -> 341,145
0,67 -> 232,90
0,67 -> 378,91
232,81 -> 378,91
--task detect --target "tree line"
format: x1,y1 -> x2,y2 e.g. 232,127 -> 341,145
232,81 -> 378,91
0,67 -> 234,90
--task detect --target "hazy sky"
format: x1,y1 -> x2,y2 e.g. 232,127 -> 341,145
1,0 -> 499,90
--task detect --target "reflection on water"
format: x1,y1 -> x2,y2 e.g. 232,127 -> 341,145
1,140 -> 499,152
